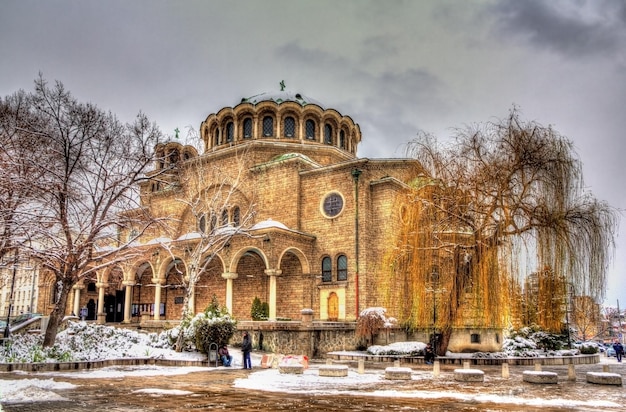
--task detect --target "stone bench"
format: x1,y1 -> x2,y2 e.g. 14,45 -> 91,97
385,366 -> 412,380
454,368 -> 484,382
522,371 -> 558,384
586,372 -> 622,386
318,364 -> 349,377
279,364 -> 304,374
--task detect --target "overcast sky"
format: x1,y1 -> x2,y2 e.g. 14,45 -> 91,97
1,0 -> 625,309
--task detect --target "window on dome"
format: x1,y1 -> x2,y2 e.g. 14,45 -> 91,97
243,118 -> 252,138
322,257 -> 332,282
284,116 -> 295,137
226,122 -> 234,143
263,116 -> 274,137
305,120 -> 315,140
221,209 -> 229,226
214,129 -> 220,146
337,255 -> 347,281
339,130 -> 346,149
324,124 -> 332,145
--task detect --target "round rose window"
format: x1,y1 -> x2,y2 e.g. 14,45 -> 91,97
322,192 -> 344,217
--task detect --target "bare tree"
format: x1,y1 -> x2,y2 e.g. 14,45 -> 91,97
383,108 -> 618,354
0,90 -> 46,262
169,145 -> 257,351
1,75 -> 165,347
571,295 -> 600,341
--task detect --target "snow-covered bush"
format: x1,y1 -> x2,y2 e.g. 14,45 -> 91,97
367,341 -> 425,356
191,298 -> 237,353
0,321 -> 175,363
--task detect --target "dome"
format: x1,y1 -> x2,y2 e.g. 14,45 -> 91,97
239,86 -> 324,109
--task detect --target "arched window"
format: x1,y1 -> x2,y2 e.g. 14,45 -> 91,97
221,209 -> 229,226
243,118 -> 253,138
168,149 -> 179,167
284,116 -> 295,137
305,119 -> 315,140
339,130 -> 346,149
198,214 -> 207,233
210,213 -> 217,231
337,255 -> 348,281
322,257 -> 332,282
226,121 -> 234,142
324,124 -> 332,145
232,206 -> 240,226
214,129 -> 220,146
263,116 -> 274,137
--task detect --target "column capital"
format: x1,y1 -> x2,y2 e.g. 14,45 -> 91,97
222,272 -> 239,280
72,283 -> 86,290
264,269 -> 282,277
151,278 -> 165,285
122,280 -> 135,287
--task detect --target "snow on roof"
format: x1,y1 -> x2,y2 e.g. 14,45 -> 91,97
177,232 -> 202,241
146,237 -> 173,245
251,219 -> 289,231
239,90 -> 324,108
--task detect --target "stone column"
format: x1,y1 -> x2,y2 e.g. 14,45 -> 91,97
188,283 -> 195,315
265,269 -> 282,321
96,282 -> 107,324
72,284 -> 83,316
152,278 -> 164,320
221,272 -> 239,314
122,281 -> 134,324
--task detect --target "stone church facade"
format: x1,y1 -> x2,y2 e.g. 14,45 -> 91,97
40,88 -> 501,354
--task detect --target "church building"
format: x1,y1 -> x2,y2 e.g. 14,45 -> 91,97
49,86 -> 501,354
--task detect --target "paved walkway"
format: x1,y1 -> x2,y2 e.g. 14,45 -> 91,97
1,355 -> 625,411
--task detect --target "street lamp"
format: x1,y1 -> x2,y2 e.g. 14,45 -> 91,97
3,251 -> 18,338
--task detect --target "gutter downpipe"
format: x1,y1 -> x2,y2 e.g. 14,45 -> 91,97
351,168 -> 362,320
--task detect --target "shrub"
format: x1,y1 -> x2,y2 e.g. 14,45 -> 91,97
193,296 -> 237,353
251,297 -> 269,320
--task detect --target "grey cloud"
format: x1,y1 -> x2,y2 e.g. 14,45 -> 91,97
489,0 -> 626,58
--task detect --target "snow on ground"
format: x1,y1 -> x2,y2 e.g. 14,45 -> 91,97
0,322 -> 623,410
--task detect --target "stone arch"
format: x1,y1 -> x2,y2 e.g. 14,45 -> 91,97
229,247 -> 269,320
276,247 -> 311,320
228,247 -> 269,273
195,254 -> 227,312
130,261 -> 155,319
157,256 -> 187,320
277,247 -> 310,274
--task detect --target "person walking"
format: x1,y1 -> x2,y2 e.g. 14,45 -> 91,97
242,331 -> 252,369
613,340 -> 624,362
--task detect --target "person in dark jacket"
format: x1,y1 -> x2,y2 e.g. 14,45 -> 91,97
242,331 -> 252,369
613,340 -> 624,362
424,343 -> 436,365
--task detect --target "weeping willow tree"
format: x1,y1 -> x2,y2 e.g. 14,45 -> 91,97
522,267 -> 567,332
382,108 -> 618,354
